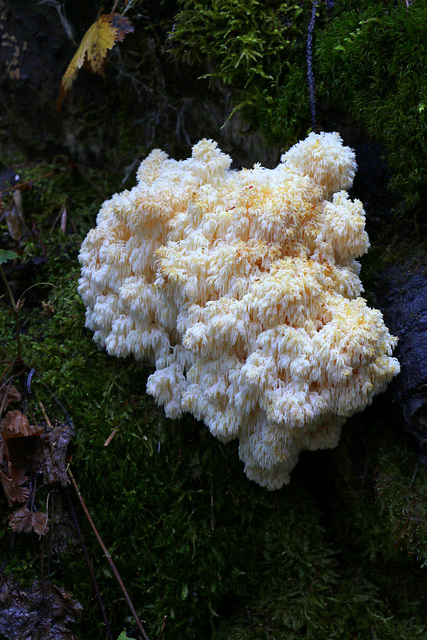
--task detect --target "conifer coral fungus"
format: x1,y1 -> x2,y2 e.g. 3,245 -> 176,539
78,132 -> 400,489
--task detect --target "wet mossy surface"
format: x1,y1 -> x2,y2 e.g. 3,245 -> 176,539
1,1 -> 427,638
172,0 -> 427,212
316,1 -> 427,211
1,156 -> 426,640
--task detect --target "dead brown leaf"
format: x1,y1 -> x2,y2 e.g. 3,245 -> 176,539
9,505 -> 49,535
0,385 -> 21,414
0,410 -> 43,439
57,13 -> 134,109
4,190 -> 29,241
0,410 -> 74,506
0,411 -> 43,504
0,468 -> 30,504
0,437 -> 29,504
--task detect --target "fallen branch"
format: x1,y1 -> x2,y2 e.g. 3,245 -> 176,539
0,170 -> 58,196
75,165 -> 108,201
67,467 -> 150,640
64,488 -> 114,640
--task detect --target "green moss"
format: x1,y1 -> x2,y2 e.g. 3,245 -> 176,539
1,155 -> 427,640
1,6 -> 426,636
169,0 -> 427,212
316,2 -> 427,210
332,417 -> 424,551
170,0 -> 312,146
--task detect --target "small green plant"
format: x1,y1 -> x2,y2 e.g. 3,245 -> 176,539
0,248 -> 55,364
0,249 -> 21,361
117,631 -> 136,640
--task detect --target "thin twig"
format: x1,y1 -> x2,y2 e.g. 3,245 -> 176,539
67,467 -> 150,640
307,0 -> 319,128
0,362 -> 14,382
50,199 -> 68,234
75,165 -> 108,201
104,428 -> 118,447
64,488 -> 114,640
39,401 -> 53,429
157,615 -> 167,640
0,170 -> 58,196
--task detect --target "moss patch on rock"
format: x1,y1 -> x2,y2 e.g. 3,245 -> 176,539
170,0 -> 427,211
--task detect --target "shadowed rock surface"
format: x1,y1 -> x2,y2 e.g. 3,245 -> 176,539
377,265 -> 427,456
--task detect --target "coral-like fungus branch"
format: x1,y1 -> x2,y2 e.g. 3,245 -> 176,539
78,132 -> 400,489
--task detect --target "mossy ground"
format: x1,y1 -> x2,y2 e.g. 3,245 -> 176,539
1,1 -> 427,637
0,156 -> 426,640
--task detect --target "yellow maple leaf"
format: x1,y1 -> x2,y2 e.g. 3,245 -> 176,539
57,13 -> 134,110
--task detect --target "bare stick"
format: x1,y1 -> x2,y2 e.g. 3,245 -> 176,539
103,428 -> 118,447
64,488 -> 114,640
39,401 -> 53,429
75,165 -> 108,201
67,467 -> 150,640
0,170 -> 58,196
157,615 -> 167,640
307,0 -> 319,128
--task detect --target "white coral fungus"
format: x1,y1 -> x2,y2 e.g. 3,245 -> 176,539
78,132 -> 400,489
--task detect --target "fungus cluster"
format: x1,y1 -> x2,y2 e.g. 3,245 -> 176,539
78,132 -> 400,489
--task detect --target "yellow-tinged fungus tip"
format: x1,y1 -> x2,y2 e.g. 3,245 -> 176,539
78,132 -> 399,489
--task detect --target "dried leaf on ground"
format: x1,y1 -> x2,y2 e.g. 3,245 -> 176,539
4,190 -> 28,241
0,411 -> 74,504
0,411 -> 43,504
0,386 -> 21,413
42,423 -> 74,486
0,410 -> 43,439
0,453 -> 29,504
57,13 -> 134,109
9,505 -> 49,535
0,573 -> 82,640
